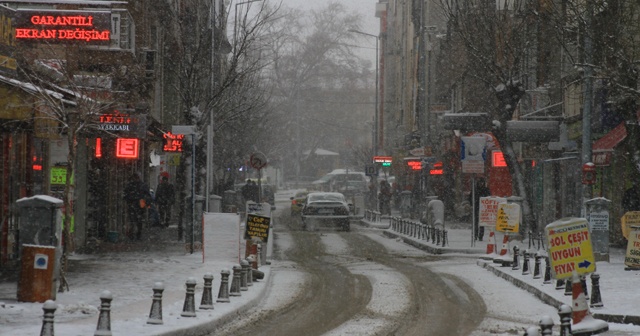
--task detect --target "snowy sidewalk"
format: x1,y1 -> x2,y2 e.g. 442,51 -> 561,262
363,215 -> 640,327
0,224 -> 272,336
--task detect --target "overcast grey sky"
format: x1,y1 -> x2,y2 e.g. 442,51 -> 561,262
277,0 -> 380,63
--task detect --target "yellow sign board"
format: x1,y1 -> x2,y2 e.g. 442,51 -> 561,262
625,228 -> 640,269
495,203 -> 520,233
168,154 -> 181,167
244,214 -> 271,242
622,211 -> 640,239
546,217 -> 596,280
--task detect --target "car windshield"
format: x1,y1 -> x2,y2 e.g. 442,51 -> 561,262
308,193 -> 344,202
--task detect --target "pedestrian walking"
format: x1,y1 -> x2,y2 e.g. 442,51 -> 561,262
623,181 -> 640,213
155,176 -> 175,227
469,178 -> 491,241
379,180 -> 392,215
241,179 -> 252,206
123,173 -> 152,241
367,177 -> 378,210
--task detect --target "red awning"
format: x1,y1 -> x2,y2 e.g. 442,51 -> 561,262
592,122 -> 627,166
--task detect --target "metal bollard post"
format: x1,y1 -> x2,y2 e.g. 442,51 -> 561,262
558,304 -> 572,336
40,300 -> 57,336
436,228 -> 441,245
241,259 -> 251,288
512,246 -> 520,270
442,230 -> 448,247
180,277 -> 197,317
533,253 -> 541,279
539,315 -> 554,336
229,265 -> 242,297
217,269 -> 231,303
555,279 -> 565,290
580,275 -> 589,300
564,278 -> 572,296
523,326 -> 540,336
522,250 -> 530,275
200,273 -> 215,310
95,290 -> 113,336
543,257 -> 552,284
590,273 -> 603,308
246,257 -> 254,286
147,282 -> 164,324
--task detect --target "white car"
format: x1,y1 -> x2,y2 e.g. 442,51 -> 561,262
301,192 -> 351,231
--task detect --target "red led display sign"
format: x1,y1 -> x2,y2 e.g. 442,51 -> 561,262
116,138 -> 139,159
163,132 -> 184,152
406,160 -> 422,171
492,150 -> 507,167
14,10 -> 111,44
430,161 -> 444,175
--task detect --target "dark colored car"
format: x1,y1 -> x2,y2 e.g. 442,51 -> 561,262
301,192 -> 351,231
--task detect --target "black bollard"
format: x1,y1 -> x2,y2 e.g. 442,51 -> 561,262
217,269 -> 231,303
558,304 -> 572,336
442,230 -> 448,247
243,258 -> 254,287
555,279 -> 565,290
240,260 -> 249,291
533,253 -> 541,279
229,265 -> 242,297
95,290 -> 113,336
523,326 -> 540,336
543,257 -> 551,284
539,315 -> 553,336
181,277 -> 197,317
564,278 -> 572,296
200,273 -> 214,310
512,246 -> 520,270
590,273 -> 604,308
40,300 -> 57,336
580,275 -> 589,300
522,250 -> 530,275
147,282 -> 164,325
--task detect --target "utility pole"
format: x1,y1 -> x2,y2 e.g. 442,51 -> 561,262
581,2 -> 594,216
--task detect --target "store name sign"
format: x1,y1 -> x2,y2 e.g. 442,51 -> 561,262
15,10 -> 111,44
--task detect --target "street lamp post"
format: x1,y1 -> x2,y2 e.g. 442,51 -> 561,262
348,29 -> 379,157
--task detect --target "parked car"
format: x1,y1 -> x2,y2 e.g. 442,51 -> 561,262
301,192 -> 351,231
290,190 -> 309,216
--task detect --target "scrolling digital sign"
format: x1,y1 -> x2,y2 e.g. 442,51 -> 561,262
14,10 -> 111,44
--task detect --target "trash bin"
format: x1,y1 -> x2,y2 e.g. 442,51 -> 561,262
15,195 -> 63,302
17,245 -> 57,302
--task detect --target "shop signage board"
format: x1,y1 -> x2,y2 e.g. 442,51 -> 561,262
622,211 -> 640,239
14,10 -> 112,45
624,227 -> 640,269
545,217 -> 596,280
461,136 -> 487,174
244,213 -> 271,242
478,196 -> 506,227
495,203 -> 520,233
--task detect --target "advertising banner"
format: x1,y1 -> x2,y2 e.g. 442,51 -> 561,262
546,218 -> 596,280
479,196 -> 506,227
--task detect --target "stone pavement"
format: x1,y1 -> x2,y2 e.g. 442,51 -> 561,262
361,214 -> 640,327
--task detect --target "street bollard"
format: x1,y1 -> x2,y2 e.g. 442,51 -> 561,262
200,273 -> 214,310
522,250 -> 530,275
512,246 -> 520,270
180,277 -> 197,317
147,282 -> 164,324
555,279 -> 565,290
240,259 -> 253,290
533,253 -> 542,279
40,300 -> 57,336
244,258 -> 254,286
217,269 -> 231,303
581,275 -> 589,300
564,278 -> 572,296
240,260 -> 249,291
230,265 -> 242,296
539,315 -> 554,336
543,257 -> 552,284
442,230 -> 448,247
95,290 -> 113,336
590,273 -> 604,308
558,304 -> 572,336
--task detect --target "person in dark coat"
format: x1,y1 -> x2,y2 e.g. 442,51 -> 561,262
469,178 -> 491,241
123,173 -> 151,240
155,176 -> 175,227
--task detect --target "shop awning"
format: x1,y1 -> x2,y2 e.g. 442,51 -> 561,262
592,122 -> 627,166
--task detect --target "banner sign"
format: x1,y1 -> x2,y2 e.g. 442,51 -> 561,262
496,203 -> 520,233
625,228 -> 640,269
15,10 -> 111,45
244,214 -> 271,242
622,211 -> 640,239
479,196 -> 506,227
546,218 -> 596,280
